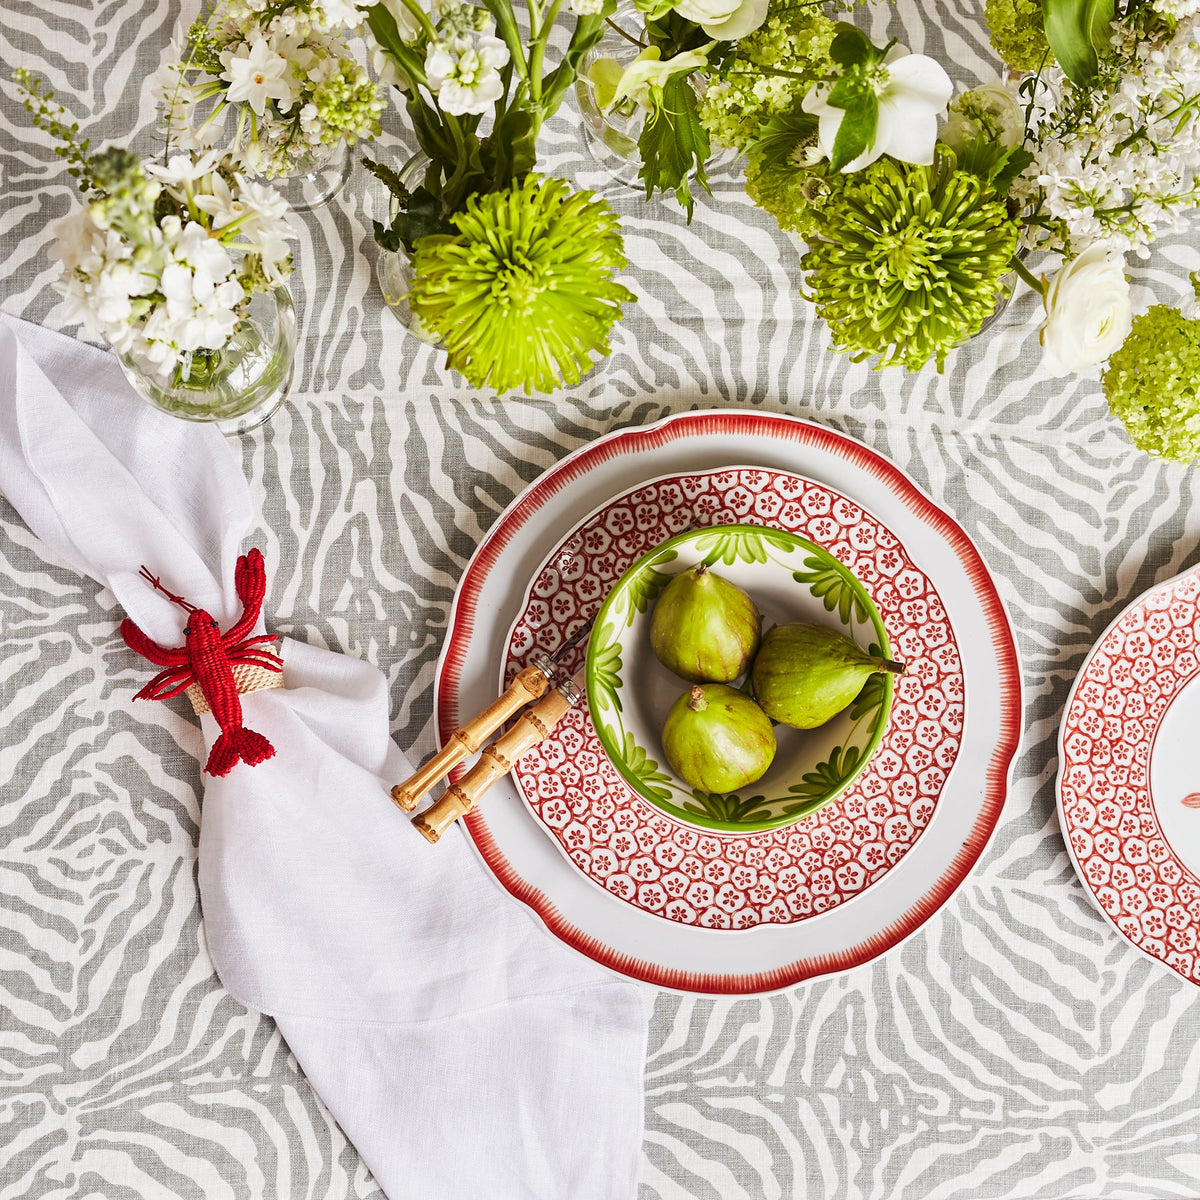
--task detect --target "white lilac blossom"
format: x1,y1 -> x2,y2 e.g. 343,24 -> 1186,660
159,0 -> 383,179
802,44 -> 953,173
1018,9 -> 1200,257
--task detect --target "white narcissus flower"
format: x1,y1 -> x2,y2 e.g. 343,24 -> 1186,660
673,0 -> 768,39
1039,245 -> 1134,376
220,35 -> 294,116
803,44 -> 953,173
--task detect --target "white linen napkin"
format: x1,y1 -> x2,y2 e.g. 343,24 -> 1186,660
0,313 -> 648,1200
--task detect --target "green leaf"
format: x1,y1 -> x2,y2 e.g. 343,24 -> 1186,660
828,92 -> 877,174
637,72 -> 711,221
1042,0 -> 1115,87
848,669 -> 887,721
829,23 -> 873,68
747,110 -> 819,170
590,636 -> 624,714
364,159 -> 447,253
951,135 -> 1033,195
792,556 -> 869,624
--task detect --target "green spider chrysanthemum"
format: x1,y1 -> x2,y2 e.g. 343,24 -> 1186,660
408,176 -> 635,395
1103,304 -> 1200,465
800,153 -> 1021,372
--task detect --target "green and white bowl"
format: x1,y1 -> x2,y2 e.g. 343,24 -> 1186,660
585,523 -> 896,834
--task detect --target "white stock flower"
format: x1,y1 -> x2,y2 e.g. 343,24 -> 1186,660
1039,245 -> 1133,376
221,35 -> 294,115
803,44 -> 953,173
673,0 -> 768,39
425,32 -> 509,116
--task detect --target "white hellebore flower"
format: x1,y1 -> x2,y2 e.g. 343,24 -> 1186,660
221,36 -> 294,116
1039,245 -> 1133,377
673,0 -> 768,40
803,44 -> 953,173
424,31 -> 509,116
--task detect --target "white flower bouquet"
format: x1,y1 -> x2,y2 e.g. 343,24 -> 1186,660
155,0 -> 384,179
18,70 -> 296,385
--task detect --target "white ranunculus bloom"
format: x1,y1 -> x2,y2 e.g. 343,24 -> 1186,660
941,81 -> 1025,153
674,0 -> 768,39
803,44 -> 953,173
1039,245 -> 1134,376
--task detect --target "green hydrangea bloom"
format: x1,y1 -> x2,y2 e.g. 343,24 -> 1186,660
745,151 -> 830,240
698,5 -> 836,151
1103,305 -> 1200,464
984,0 -> 1053,72
800,152 -> 1020,372
409,176 -> 635,395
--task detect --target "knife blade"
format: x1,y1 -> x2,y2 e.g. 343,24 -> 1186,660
411,667 -> 586,844
389,617 -> 592,812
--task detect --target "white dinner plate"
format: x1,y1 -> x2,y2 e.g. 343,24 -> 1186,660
435,411 -> 1022,995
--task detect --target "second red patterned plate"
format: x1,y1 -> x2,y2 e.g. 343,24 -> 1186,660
1058,564 -> 1200,986
503,467 -> 964,930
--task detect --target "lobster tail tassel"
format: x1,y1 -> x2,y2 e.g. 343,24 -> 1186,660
206,726 -> 276,777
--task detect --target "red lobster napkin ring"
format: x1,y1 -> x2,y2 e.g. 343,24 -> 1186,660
120,548 -> 283,777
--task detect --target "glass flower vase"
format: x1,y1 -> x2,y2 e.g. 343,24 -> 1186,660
372,152 -> 442,344
574,1 -> 648,187
118,286 -> 296,435
273,141 -> 353,212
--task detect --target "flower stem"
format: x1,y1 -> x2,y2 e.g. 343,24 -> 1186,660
1011,254 -> 1043,296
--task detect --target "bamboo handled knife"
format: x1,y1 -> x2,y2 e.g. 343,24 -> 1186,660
390,618 -> 592,812
411,668 -> 585,844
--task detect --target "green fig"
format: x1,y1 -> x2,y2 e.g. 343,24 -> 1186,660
751,622 -> 905,729
650,564 -> 761,683
661,683 -> 776,793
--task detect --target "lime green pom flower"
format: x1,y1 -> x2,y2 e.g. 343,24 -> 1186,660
800,152 -> 1020,371
409,176 -> 635,395
984,0 -> 1053,73
698,4 -> 836,150
1103,305 -> 1200,464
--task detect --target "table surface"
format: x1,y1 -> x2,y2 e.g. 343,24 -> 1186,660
3,3 -> 1200,1198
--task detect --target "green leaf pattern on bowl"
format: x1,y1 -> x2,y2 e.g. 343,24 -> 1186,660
695,526 -> 797,567
792,556 -> 870,625
620,731 -> 673,803
621,563 -> 673,628
589,632 -> 624,715
682,788 -> 773,824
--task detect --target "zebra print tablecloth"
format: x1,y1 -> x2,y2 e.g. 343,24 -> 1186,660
3,2 -> 1200,1198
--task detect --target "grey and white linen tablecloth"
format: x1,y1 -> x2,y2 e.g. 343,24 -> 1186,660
3,2 -> 1200,1198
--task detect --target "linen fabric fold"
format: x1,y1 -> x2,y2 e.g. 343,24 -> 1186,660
0,314 -> 649,1200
